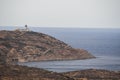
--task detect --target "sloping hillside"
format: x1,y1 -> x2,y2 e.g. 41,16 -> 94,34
0,30 -> 94,63
0,64 -> 74,80
63,69 -> 120,80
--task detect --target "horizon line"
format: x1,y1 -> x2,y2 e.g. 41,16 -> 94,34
0,26 -> 120,28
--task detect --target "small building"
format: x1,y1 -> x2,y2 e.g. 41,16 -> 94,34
15,25 -> 30,32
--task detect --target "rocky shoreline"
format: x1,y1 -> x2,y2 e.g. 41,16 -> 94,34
0,64 -> 74,80
63,69 -> 120,80
0,30 -> 119,80
0,64 -> 120,80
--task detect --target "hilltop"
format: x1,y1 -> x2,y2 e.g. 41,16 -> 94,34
0,30 -> 94,63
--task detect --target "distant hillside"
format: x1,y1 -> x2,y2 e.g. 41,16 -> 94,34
0,30 -> 95,64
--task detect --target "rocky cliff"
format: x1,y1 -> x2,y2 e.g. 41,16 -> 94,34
0,30 -> 94,63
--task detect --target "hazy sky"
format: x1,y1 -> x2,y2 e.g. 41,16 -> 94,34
0,0 -> 120,28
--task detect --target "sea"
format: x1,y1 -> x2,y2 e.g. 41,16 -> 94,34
0,27 -> 120,72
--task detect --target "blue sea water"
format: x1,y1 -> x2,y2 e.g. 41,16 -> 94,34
0,27 -> 120,72
19,56 -> 120,72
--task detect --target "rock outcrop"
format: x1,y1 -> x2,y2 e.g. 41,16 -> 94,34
0,30 -> 95,63
63,69 -> 120,80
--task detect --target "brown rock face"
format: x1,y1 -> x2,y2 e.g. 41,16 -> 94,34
0,30 -> 95,63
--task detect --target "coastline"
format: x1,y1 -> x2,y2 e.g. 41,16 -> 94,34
0,64 -> 120,80
18,55 -> 120,73
0,29 -> 120,79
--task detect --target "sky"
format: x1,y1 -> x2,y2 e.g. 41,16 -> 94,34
0,0 -> 120,28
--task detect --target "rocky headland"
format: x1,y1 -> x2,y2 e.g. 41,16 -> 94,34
0,30 -> 120,80
0,30 -> 94,63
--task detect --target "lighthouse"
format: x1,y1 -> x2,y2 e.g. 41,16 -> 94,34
25,25 -> 29,31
